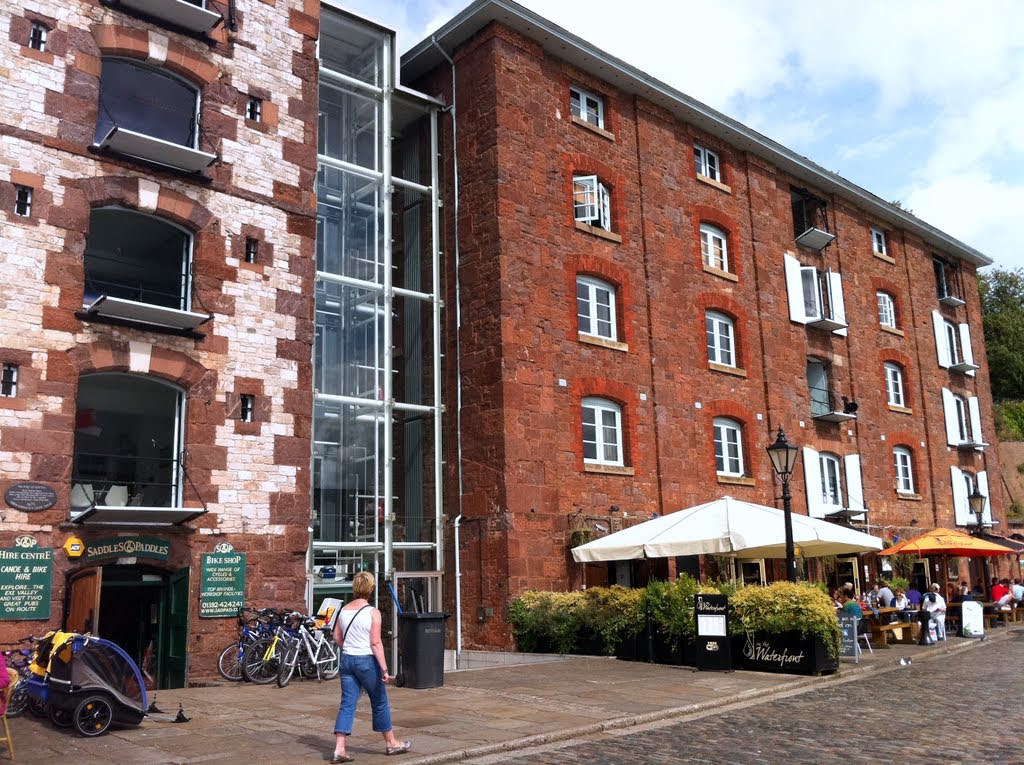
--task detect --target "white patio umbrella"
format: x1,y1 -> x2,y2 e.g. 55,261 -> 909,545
571,496 -> 883,562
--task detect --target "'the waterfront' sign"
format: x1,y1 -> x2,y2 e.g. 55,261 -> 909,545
200,552 -> 247,618
85,536 -> 171,562
0,544 -> 53,619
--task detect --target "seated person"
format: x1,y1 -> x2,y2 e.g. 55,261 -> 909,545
842,592 -> 863,618
922,584 -> 947,640
892,589 -> 911,619
906,586 -> 922,607
992,579 -> 1009,604
1012,579 -> 1024,605
876,581 -> 895,609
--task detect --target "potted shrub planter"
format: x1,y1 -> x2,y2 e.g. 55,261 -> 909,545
735,631 -> 839,675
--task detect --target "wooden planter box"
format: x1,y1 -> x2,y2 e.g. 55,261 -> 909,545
734,631 -> 838,675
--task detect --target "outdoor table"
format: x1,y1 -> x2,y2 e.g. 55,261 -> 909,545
861,608 -> 918,647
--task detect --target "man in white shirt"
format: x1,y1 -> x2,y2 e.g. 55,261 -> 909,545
923,583 -> 947,640
1011,579 -> 1024,605
877,581 -> 895,609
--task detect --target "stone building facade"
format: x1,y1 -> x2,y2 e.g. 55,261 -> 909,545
0,0 -> 318,685
402,2 -> 1008,650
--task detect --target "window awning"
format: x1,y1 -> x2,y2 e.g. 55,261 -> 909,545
97,127 -> 216,173
795,227 -> 836,251
72,505 -> 207,526
84,295 -> 212,331
111,0 -> 223,35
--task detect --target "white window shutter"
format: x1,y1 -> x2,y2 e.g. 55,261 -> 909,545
843,454 -> 865,520
784,253 -> 807,324
828,271 -> 847,336
968,396 -> 984,446
951,466 -> 971,526
598,182 -> 611,230
959,323 -> 976,376
978,471 -> 991,524
802,446 -> 824,518
941,387 -> 959,446
932,310 -> 950,368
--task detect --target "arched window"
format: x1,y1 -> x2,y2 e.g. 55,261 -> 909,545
95,58 -> 200,148
72,373 -> 185,518
700,224 -> 728,272
884,362 -> 905,407
84,207 -> 193,310
877,291 -> 896,328
576,276 -> 617,341
713,417 -> 744,477
582,397 -> 623,466
705,311 -> 736,367
893,446 -> 915,494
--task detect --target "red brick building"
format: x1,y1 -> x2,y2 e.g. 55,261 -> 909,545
402,1 -> 1007,650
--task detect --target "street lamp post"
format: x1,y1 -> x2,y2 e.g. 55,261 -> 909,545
968,487 -> 989,595
766,427 -> 800,583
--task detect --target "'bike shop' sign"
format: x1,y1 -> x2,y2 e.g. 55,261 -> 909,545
0,537 -> 53,619
200,549 -> 247,617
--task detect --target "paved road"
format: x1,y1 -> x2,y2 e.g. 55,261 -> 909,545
475,633 -> 1024,765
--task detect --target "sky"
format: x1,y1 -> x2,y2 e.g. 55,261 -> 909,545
340,0 -> 1024,272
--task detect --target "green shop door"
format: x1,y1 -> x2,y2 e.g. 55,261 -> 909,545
162,567 -> 190,689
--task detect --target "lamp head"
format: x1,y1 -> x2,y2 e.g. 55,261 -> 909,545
766,427 -> 799,479
968,487 -> 986,521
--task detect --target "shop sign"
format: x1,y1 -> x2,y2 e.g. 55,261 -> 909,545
0,539 -> 53,620
200,551 -> 247,618
85,536 -> 171,562
694,593 -> 732,672
4,482 -> 58,512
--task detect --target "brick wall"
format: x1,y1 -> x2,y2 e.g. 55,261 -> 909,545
419,21 -> 1006,649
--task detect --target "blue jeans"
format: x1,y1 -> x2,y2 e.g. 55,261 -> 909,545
334,653 -> 392,735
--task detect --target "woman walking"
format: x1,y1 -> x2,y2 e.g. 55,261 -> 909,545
331,572 -> 411,762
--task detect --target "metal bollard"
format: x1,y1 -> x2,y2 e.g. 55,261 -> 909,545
917,609 -> 934,645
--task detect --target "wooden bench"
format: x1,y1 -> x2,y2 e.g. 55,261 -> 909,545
871,621 -> 911,647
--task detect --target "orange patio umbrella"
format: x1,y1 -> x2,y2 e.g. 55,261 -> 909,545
878,527 -> 1015,558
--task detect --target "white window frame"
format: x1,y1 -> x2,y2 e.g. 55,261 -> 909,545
240,394 -> 255,423
893,447 -> 915,494
944,320 -> 960,365
29,21 -> 48,52
0,363 -> 18,397
783,253 -> 847,335
569,86 -> 604,129
884,362 -> 905,407
819,452 -> 843,509
577,275 -> 617,341
933,257 -> 950,299
713,417 -> 744,477
877,291 -> 896,329
953,394 -> 970,442
871,227 -> 888,257
14,186 -> 32,217
573,175 -> 611,231
582,397 -> 623,467
700,224 -> 729,272
705,311 -> 736,368
694,144 -> 720,182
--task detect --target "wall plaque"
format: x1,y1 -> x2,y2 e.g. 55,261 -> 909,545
200,552 -> 247,617
4,482 -> 58,512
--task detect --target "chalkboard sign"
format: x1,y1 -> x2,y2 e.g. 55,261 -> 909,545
4,482 -> 58,512
0,545 -> 53,619
200,552 -> 247,617
837,612 -> 859,661
695,593 -> 732,672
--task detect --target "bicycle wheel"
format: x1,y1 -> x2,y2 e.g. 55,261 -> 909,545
5,680 -> 28,718
276,642 -> 299,688
27,696 -> 47,718
242,637 -> 281,684
317,642 -> 340,680
217,643 -> 244,681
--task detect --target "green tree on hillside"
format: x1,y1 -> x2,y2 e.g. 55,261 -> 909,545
979,268 -> 1024,404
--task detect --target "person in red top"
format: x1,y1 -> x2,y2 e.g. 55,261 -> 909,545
991,579 -> 1009,603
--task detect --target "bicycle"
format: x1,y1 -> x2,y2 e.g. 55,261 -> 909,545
217,607 -> 275,681
276,616 -> 339,688
2,637 -> 38,718
242,612 -> 301,684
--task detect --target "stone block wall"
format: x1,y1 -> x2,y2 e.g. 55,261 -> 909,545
0,0 -> 319,679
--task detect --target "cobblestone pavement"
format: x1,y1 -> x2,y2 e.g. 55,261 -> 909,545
473,633 -> 1024,765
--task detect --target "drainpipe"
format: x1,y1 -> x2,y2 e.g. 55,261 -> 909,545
431,36 -> 465,669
